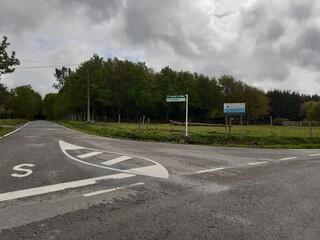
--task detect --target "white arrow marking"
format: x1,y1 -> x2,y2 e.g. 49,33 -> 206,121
0,173 -> 134,202
101,156 -> 132,166
61,141 -> 85,150
125,165 -> 168,178
11,164 -> 35,178
59,140 -> 169,179
77,151 -> 102,159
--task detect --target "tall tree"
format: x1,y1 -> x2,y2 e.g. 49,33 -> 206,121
52,67 -> 72,90
43,93 -> 58,120
0,36 -> 20,78
267,90 -> 304,120
0,83 -> 10,118
6,85 -> 42,119
307,102 -> 320,121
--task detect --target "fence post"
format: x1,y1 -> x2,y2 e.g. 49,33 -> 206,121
142,115 -> 145,130
270,116 -> 273,136
309,121 -> 312,138
225,115 -> 228,138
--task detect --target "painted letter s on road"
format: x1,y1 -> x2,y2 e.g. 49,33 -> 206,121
11,164 -> 35,178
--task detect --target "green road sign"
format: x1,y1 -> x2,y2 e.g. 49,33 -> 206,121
166,95 -> 186,102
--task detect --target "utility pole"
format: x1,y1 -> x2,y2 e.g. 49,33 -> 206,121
185,94 -> 188,137
87,69 -> 90,122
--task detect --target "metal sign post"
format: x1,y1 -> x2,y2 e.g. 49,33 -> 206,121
166,94 -> 189,137
223,103 -> 246,138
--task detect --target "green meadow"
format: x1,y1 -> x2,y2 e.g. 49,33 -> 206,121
58,121 -> 320,149
0,119 -> 28,137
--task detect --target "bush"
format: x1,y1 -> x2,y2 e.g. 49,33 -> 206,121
273,118 -> 289,126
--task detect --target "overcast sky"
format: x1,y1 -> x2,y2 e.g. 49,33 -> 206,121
1,0 -> 320,96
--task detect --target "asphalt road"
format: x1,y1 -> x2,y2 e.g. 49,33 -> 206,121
0,121 -> 319,239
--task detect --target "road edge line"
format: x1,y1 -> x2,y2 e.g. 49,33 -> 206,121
1,122 -> 31,139
195,167 -> 225,174
0,173 -> 135,202
83,182 -> 145,197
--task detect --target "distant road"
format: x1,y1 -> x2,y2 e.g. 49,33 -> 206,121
1,121 -> 319,239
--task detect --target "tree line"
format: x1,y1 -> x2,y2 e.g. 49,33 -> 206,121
46,54 -> 271,122
1,53 -> 320,122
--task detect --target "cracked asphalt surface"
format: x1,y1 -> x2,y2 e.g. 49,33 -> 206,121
0,121 -> 320,239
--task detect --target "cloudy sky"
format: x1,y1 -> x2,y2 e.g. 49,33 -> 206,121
1,0 -> 320,96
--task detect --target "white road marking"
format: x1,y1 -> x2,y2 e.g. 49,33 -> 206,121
0,173 -> 134,203
83,182 -> 145,197
101,156 -> 132,166
309,153 -> 320,157
247,161 -> 267,165
279,157 -> 298,161
61,141 -> 85,150
77,151 -> 102,159
126,165 -> 167,177
1,122 -> 30,139
196,167 -> 225,174
59,141 -> 169,179
11,164 -> 35,178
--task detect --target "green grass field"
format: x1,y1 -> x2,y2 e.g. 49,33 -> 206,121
59,121 -> 320,149
0,119 -> 28,137
94,122 -> 319,138
0,119 -> 28,126
0,127 -> 14,136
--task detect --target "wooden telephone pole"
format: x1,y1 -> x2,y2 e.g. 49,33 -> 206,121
87,69 -> 90,122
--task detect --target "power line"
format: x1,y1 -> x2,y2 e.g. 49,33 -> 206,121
15,64 -> 79,70
20,59 -> 79,65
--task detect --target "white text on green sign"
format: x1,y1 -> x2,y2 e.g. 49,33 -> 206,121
166,95 -> 186,102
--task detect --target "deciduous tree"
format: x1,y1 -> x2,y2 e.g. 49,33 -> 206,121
0,36 -> 20,78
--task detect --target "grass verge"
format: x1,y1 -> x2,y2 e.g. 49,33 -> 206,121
57,120 -> 320,149
0,119 -> 28,137
0,119 -> 28,126
0,127 -> 15,136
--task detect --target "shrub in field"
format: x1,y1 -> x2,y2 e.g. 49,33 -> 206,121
273,118 -> 289,126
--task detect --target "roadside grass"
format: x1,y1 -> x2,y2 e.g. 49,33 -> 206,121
0,127 -> 14,136
58,121 -> 320,149
0,119 -> 28,126
0,119 -> 28,137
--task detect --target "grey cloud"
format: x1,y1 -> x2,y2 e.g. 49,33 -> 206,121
298,27 -> 320,52
0,1 -> 53,32
263,20 -> 285,42
123,0 -> 179,44
288,0 -> 316,22
58,0 -> 124,23
0,0 -> 124,33
281,26 -> 320,69
251,47 -> 290,80
240,2 -> 266,29
235,0 -> 320,83
123,0 -> 213,59
240,3 -> 285,44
